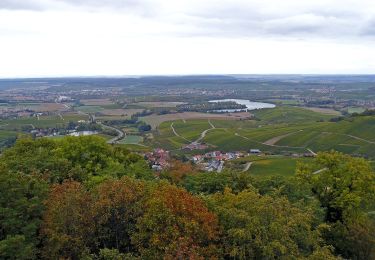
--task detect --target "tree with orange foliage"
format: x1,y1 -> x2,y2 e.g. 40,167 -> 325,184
160,160 -> 196,185
132,183 -> 220,259
92,177 -> 148,254
41,181 -> 94,259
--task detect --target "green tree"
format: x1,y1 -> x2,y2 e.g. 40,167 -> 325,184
92,177 -> 148,254
183,170 -> 254,194
297,151 -> 375,259
205,188 -> 334,259
0,136 -> 153,183
297,151 -> 375,222
0,137 -> 72,183
0,172 -> 48,259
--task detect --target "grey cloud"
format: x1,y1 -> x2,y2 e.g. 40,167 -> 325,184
1,0 -> 373,39
168,2 -> 369,39
0,0 -> 154,12
0,0 -> 44,10
360,19 -> 375,35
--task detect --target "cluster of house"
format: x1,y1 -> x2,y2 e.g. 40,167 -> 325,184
144,147 -> 316,173
144,148 -> 170,171
31,128 -> 59,137
0,108 -> 38,119
192,150 -> 246,163
144,148 -> 260,172
192,150 -> 249,172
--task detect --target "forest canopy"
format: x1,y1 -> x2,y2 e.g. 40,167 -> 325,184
0,136 -> 374,259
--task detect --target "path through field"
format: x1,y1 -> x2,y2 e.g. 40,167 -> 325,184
243,162 -> 253,172
234,132 -> 306,150
194,119 -> 216,143
342,134 -> 375,144
170,122 -> 191,142
308,149 -> 317,156
263,130 -> 302,145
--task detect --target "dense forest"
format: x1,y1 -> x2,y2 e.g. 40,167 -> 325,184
0,136 -> 374,259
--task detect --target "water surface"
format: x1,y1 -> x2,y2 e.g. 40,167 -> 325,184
209,99 -> 275,112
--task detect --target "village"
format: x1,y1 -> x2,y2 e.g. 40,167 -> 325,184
144,146 -> 318,173
144,147 -> 262,172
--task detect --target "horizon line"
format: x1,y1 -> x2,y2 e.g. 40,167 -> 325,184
1,73 -> 375,80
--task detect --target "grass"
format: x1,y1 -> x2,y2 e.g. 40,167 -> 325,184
347,107 -> 366,114
118,135 -> 143,144
170,120 -> 211,141
253,106 -> 333,124
248,156 -> 312,177
118,143 -> 151,152
229,155 -> 313,177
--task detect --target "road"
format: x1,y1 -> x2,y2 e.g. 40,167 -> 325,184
99,122 -> 125,144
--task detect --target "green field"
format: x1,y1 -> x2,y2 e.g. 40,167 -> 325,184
118,135 -> 143,144
226,155 -> 314,177
152,108 -> 375,158
347,107 -> 366,114
118,143 -> 151,152
252,106 -> 333,123
246,156 -> 312,177
76,106 -> 104,113
0,114 -> 89,131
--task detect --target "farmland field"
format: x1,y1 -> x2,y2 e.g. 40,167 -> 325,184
100,109 -> 141,116
151,112 -> 375,158
301,107 -> 341,115
76,106 -> 104,113
227,155 -> 314,177
0,113 -> 89,131
135,101 -> 186,108
118,143 -> 151,152
140,112 -> 252,128
247,156 -> 313,177
80,99 -> 114,106
118,135 -> 143,144
252,106 -> 334,123
347,107 -> 366,114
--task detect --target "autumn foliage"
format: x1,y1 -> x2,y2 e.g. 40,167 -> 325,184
41,177 -> 220,259
133,183 -> 219,259
1,137 -> 374,259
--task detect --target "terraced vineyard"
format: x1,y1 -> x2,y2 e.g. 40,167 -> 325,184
152,109 -> 375,158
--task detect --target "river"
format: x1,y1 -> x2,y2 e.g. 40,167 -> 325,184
209,99 -> 276,112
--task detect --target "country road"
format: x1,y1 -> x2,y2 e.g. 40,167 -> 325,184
99,122 -> 125,144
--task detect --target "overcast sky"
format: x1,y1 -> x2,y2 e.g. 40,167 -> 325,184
1,0 -> 375,77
